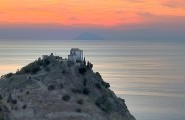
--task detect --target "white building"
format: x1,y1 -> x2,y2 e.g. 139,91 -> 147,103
68,48 -> 83,62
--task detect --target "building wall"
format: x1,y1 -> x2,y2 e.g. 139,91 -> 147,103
68,49 -> 83,62
74,50 -> 83,60
68,55 -> 76,61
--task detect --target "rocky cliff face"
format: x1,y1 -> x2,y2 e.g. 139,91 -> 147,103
0,57 -> 135,120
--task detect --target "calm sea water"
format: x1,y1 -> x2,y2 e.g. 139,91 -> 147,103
0,39 -> 185,120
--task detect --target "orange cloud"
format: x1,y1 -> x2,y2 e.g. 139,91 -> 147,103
161,0 -> 185,8
0,0 -> 184,26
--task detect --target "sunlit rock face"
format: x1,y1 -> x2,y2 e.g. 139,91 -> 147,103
0,55 -> 135,120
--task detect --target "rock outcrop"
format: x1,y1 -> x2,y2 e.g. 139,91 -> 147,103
0,56 -> 135,120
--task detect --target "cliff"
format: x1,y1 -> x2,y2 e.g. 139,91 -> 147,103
0,56 -> 135,120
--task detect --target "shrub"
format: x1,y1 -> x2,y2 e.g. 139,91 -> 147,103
83,87 -> 90,95
95,72 -> 102,78
0,106 -> 2,112
76,108 -> 82,113
22,104 -> 27,109
83,79 -> 87,86
7,94 -> 12,103
95,95 -> 112,113
62,94 -> 71,101
95,83 -> 102,89
78,66 -> 87,75
28,76 -> 32,80
39,100 -> 43,103
0,95 -> 3,100
37,58 -> 43,66
77,99 -> 84,105
67,61 -> 74,67
14,106 -> 18,110
71,88 -> 82,94
44,67 -> 50,72
4,73 -> 14,78
76,60 -> 82,63
16,61 -> 41,74
48,84 -> 55,90
11,99 -> 17,104
0,75 -> 4,78
26,91 -> 30,95
101,81 -> 110,88
43,59 -> 50,67
60,83 -> 64,89
11,106 -> 18,111
0,117 -> 4,120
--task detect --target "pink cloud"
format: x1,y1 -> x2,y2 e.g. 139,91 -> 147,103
161,0 -> 185,8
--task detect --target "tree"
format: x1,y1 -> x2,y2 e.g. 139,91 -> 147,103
87,61 -> 90,69
83,57 -> 86,65
89,62 -> 93,69
87,61 -> 93,70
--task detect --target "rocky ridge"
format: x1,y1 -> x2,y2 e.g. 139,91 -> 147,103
0,55 -> 135,120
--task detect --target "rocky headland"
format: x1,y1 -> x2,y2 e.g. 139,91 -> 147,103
0,53 -> 135,120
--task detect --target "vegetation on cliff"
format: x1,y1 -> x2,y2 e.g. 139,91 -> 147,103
0,56 -> 135,120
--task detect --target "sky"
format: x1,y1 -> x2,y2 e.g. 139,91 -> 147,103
0,0 -> 185,40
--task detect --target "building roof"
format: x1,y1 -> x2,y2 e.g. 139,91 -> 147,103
71,48 -> 82,51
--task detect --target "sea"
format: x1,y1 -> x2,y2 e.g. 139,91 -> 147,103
0,39 -> 185,120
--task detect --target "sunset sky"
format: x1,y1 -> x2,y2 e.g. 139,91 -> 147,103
0,0 -> 185,40
0,2 -> 185,119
